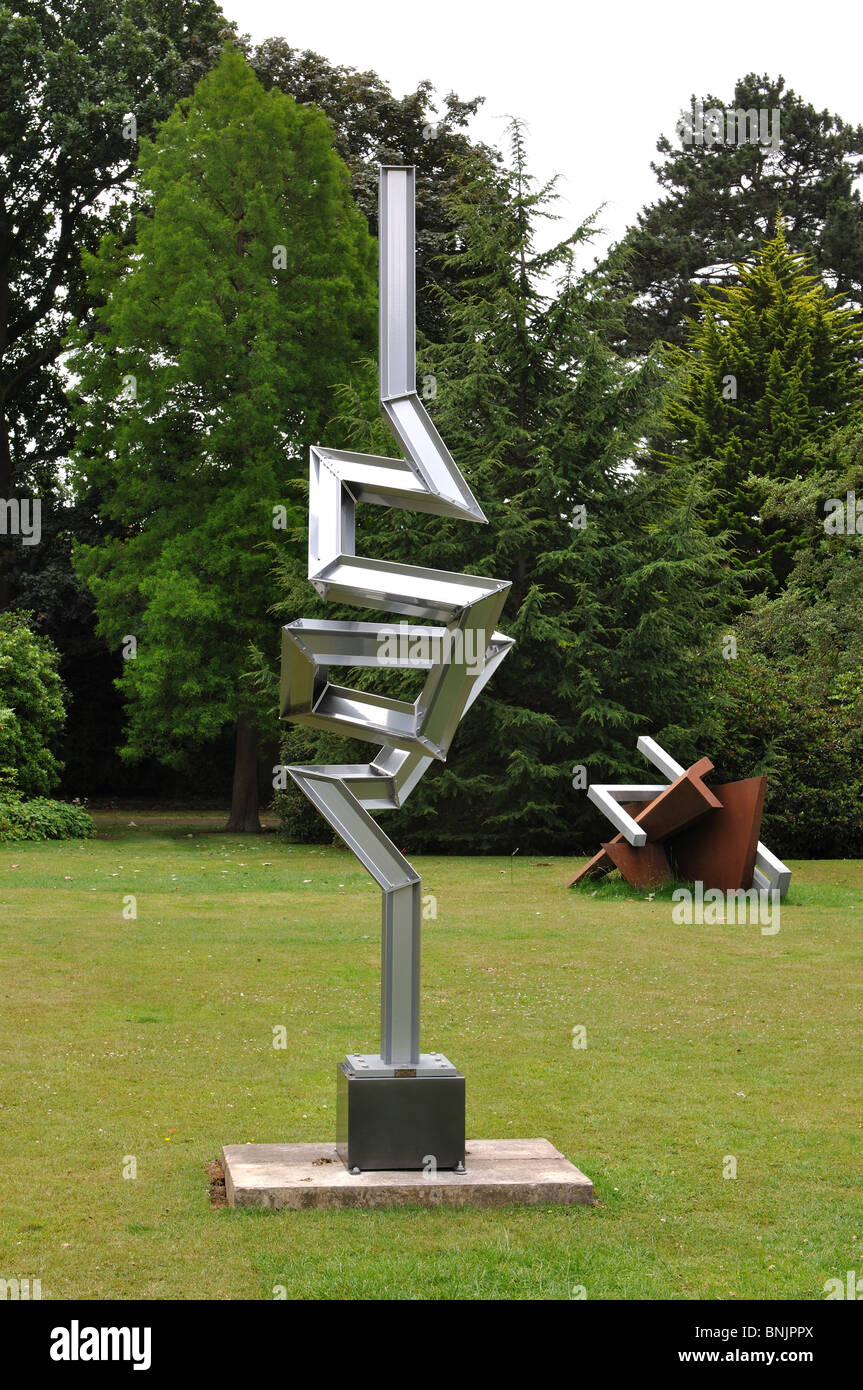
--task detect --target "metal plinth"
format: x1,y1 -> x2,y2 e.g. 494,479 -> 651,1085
336,1058 -> 465,1172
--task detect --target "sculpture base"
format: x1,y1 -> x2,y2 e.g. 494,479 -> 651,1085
336,1057 -> 465,1172
222,1138 -> 595,1208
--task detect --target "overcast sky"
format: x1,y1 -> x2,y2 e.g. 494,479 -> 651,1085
221,0 -> 863,266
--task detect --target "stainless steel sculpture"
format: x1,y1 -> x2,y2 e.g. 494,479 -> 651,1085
280,166 -> 513,1170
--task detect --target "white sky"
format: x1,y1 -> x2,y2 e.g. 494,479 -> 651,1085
222,0 -> 863,266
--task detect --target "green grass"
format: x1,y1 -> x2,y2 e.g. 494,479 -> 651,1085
1,821 -> 860,1300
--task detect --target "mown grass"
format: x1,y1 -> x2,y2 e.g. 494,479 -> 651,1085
0,821 -> 860,1300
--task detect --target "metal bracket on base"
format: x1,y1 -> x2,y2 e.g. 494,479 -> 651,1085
345,1051 -> 460,1078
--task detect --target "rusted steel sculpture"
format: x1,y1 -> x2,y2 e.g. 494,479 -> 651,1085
568,736 -> 791,898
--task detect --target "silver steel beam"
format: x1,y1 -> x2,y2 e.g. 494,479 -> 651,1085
587,784 -> 670,846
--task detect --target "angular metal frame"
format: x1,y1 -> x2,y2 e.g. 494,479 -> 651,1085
281,166 -> 513,1068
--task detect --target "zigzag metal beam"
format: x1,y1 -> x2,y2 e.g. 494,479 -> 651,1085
280,165 -> 513,1068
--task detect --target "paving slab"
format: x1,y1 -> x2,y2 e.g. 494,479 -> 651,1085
222,1137 -> 595,1210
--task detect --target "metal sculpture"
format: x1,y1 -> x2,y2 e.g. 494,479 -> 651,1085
568,736 -> 791,897
280,166 -> 513,1171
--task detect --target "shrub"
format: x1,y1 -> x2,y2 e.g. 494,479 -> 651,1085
0,795 -> 94,842
712,650 -> 863,857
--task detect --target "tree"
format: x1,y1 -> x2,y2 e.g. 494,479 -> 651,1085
710,427 -> 863,855
0,610 -> 66,795
67,46 -> 376,831
246,35 -> 502,344
603,74 -> 863,355
0,0 -> 233,607
273,125 -> 741,853
657,224 -> 863,592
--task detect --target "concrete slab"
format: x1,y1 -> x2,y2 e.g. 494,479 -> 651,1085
222,1137 -> 595,1210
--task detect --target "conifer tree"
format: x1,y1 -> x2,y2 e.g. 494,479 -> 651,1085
603,73 -> 863,355
658,223 -> 863,592
709,421 -> 863,855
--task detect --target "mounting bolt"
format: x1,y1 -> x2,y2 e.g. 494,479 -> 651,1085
350,1166 -> 361,1176
454,1161 -> 466,1174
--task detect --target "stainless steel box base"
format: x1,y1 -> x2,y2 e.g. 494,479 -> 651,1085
336,1059 -> 465,1172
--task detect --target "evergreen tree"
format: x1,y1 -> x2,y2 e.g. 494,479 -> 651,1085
274,126 -> 740,853
247,36 -> 502,343
603,74 -> 863,355
710,424 -> 863,855
658,223 -> 863,592
66,47 -> 376,831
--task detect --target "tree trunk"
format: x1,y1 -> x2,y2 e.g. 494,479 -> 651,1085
0,403 -> 11,610
225,710 -> 261,833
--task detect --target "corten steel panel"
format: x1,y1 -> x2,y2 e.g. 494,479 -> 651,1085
569,760 -> 719,888
670,777 -> 767,893
280,165 -> 513,1087
604,838 -> 673,889
633,758 -> 721,841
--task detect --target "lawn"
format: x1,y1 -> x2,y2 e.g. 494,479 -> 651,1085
0,819 -> 860,1300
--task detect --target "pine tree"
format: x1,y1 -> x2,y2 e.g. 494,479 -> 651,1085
602,73 -> 863,355
658,223 -> 863,592
66,46 -> 376,831
275,125 -> 741,853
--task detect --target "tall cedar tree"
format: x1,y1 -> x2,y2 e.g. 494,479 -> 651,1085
66,47 -> 375,831
273,125 -> 740,853
603,74 -> 863,355
657,224 -> 863,593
